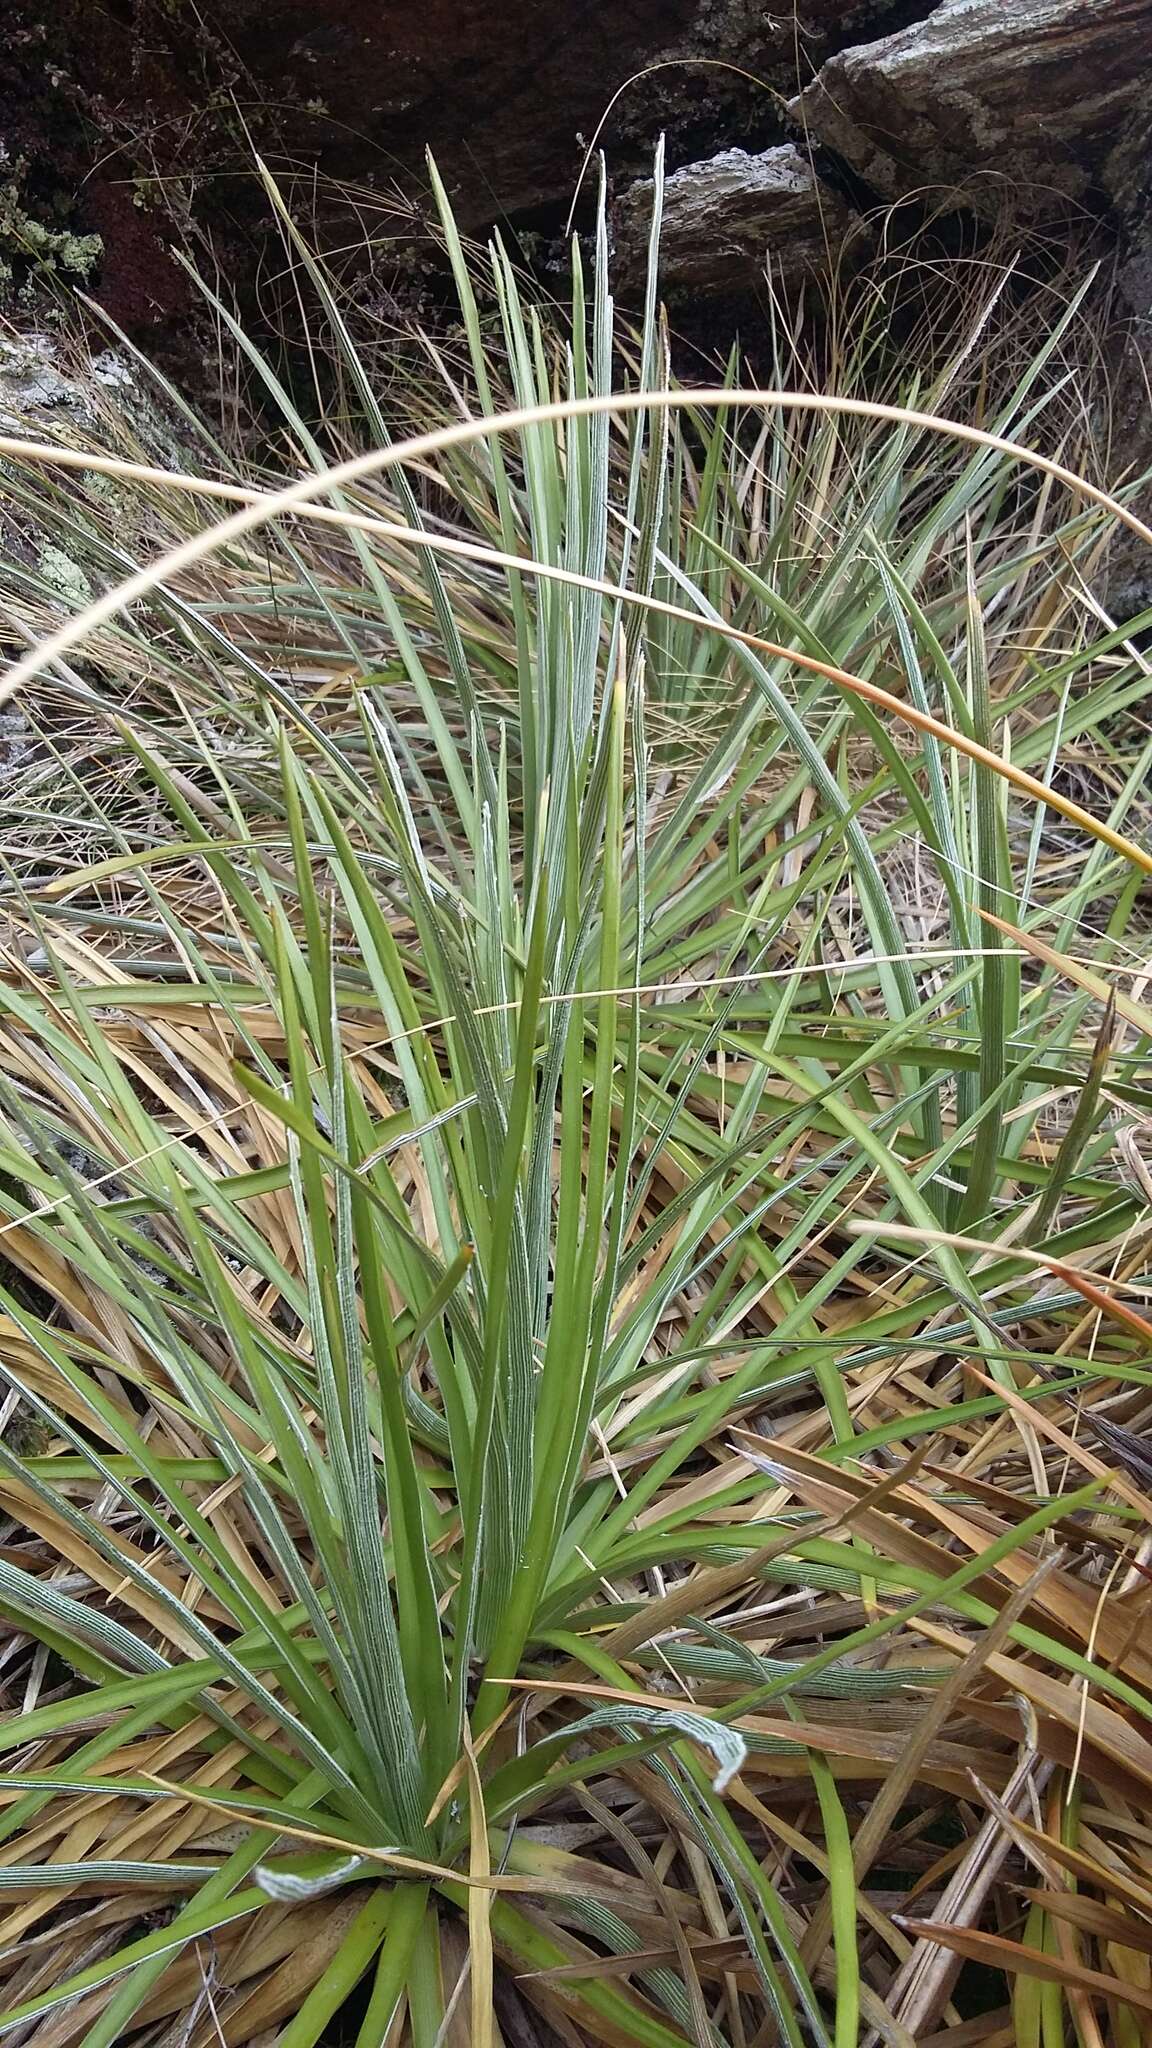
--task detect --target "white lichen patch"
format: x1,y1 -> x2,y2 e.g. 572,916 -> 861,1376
37,542 -> 94,609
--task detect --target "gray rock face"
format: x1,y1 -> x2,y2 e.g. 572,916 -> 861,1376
615,145 -> 853,298
796,0 -> 1152,216
0,333 -> 133,430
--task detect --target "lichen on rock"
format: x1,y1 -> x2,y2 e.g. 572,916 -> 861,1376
0,141 -> 101,304
36,542 -> 93,610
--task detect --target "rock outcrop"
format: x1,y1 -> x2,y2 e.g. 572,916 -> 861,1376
3,0 -> 1152,338
796,0 -> 1152,218
0,333 -> 133,432
614,144 -> 853,298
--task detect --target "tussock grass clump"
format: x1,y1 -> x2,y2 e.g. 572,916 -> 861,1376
0,161 -> 1151,2047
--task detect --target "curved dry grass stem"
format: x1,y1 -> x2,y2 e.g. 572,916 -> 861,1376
849,1221 -> 1152,1296
2,388 -> 1149,720
4,390 -> 1152,875
561,61 -> 789,237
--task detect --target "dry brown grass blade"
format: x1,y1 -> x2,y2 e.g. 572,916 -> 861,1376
0,1480 -> 216,1649
575,1439 -> 935,1669
734,1433 -> 1152,1690
880,1746 -> 1051,2040
572,1788 -> 713,2048
463,1727 -> 495,2048
523,1936 -> 753,1989
979,909 -> 1152,1033
917,2016 -> 1014,2048
800,1552 -> 1063,1976
895,1917 -> 1152,2016
963,1364 -> 1152,1522
967,1807 -> 1152,1921
1019,1887 -> 1152,1957
497,1913 -> 693,2048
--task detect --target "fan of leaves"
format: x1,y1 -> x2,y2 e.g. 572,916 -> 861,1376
0,158 -> 1150,2048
